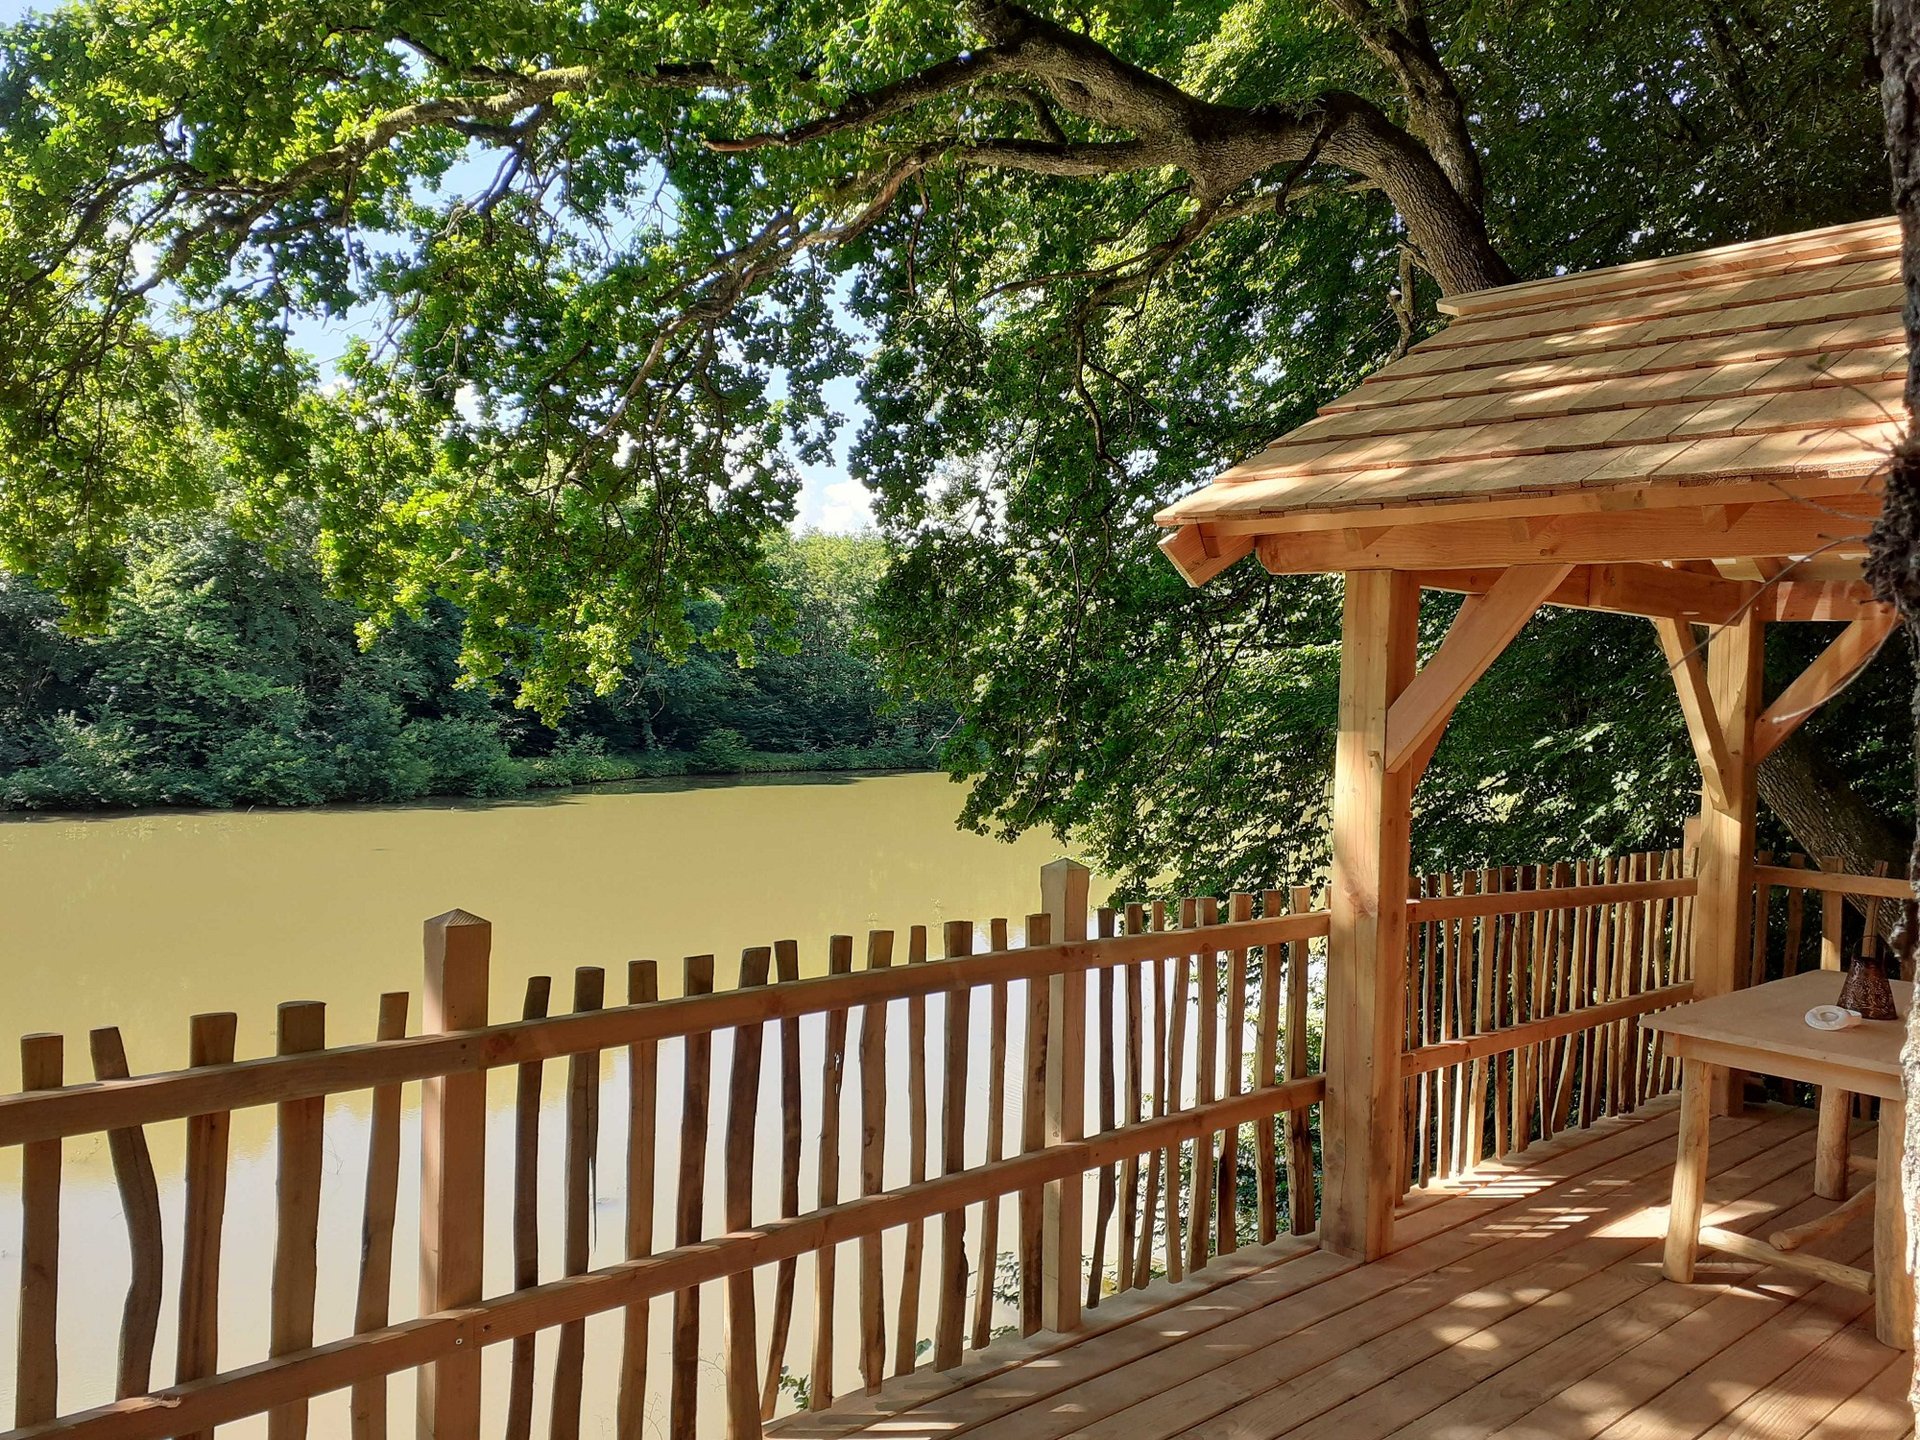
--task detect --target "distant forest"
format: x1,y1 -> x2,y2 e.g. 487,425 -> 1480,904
0,525 -> 948,809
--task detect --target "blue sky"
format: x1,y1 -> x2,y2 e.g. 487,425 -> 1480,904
0,0 -> 875,530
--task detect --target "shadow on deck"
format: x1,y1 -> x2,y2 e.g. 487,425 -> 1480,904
773,1099 -> 1912,1440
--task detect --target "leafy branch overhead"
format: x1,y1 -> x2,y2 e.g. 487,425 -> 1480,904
0,0 -> 1898,890
3,0 -> 1506,706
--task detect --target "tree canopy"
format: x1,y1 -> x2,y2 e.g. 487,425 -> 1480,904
0,0 -> 1904,885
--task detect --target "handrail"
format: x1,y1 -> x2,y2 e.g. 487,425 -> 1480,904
1400,983 -> 1694,1077
0,911 -> 1329,1148
1753,864 -> 1910,901
0,1076 -> 1327,1440
1406,875 -> 1695,923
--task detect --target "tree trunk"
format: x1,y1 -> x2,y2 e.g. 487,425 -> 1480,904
1758,730 -> 1908,937
1868,0 -> 1920,1398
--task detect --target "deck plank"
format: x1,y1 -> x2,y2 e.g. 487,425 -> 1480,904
1060,1112 -> 1802,1440
1372,1173 -> 1866,1439
773,1104 -> 1912,1440
1289,1136 -> 1858,1439
770,1101 -> 1687,1440
1152,1114 -> 1819,1440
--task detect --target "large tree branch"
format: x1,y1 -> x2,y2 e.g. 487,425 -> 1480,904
703,2 -> 1509,294
706,49 -> 1024,151
1322,0 -> 1484,210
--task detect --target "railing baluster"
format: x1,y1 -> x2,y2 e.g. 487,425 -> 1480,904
760,939 -> 804,1419
970,919 -> 1010,1348
418,909 -> 490,1440
16,1032 -> 61,1429
1018,913 -> 1050,1333
1285,886 -> 1316,1234
552,966 -> 605,1440
1188,896 -> 1218,1275
1118,902 -> 1146,1284
1218,894 -> 1249,1254
858,931 -> 894,1388
669,954 -> 717,1437
1087,906 -> 1117,1308
90,1026 -> 163,1402
1162,906 -> 1188,1282
618,960 -> 660,1437
178,1011 -> 237,1440
268,1001 -> 325,1440
809,936 -> 854,1406
350,992 -> 409,1440
894,926 -> 929,1375
933,920 -> 973,1370
505,976 -> 552,1440
723,948 -> 770,1440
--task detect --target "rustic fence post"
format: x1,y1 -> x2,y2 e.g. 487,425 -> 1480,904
1039,858 -> 1089,1333
419,910 -> 491,1440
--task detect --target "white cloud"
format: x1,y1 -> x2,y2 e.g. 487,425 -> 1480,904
808,474 -> 874,533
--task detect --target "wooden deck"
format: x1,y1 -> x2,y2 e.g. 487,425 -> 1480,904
773,1098 -> 1913,1440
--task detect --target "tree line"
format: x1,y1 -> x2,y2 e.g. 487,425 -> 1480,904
0,524 -> 947,809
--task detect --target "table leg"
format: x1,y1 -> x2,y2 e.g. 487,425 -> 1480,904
1814,1086 -> 1851,1200
1875,1097 -> 1913,1351
1664,1059 -> 1715,1284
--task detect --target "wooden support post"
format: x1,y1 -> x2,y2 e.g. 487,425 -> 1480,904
1813,864 -> 1850,1201
16,1034 -> 62,1430
1040,859 -> 1089,1333
1662,1058 -> 1716,1284
1323,570 -> 1419,1261
418,910 -> 490,1440
1690,612 -> 1762,1116
1875,1097 -> 1914,1351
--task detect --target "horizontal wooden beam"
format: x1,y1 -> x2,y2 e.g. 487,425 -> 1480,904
1753,864 -> 1912,900
1256,493 -> 1877,574
1190,473 -> 1878,540
1695,1223 -> 1873,1293
1385,563 -> 1572,774
1418,562 -> 1753,623
1653,617 -> 1734,812
1160,524 -> 1253,586
0,911 -> 1331,1148
1400,982 -> 1694,1078
1406,874 -> 1696,922
1752,604 -> 1899,762
1762,580 -> 1879,622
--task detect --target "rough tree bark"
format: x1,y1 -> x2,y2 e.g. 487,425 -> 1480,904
1759,733 -> 1909,924
1867,0 -> 1920,1395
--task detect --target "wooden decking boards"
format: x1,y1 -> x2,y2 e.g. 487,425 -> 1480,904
771,1101 -> 1914,1440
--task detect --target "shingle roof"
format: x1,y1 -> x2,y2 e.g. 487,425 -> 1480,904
1155,219 -> 1903,544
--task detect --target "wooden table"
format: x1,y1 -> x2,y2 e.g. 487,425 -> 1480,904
1646,969 -> 1914,1349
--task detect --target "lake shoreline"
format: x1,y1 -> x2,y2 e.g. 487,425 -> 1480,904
0,747 -> 941,817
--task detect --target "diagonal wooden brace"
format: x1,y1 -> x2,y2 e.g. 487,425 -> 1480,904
1752,604 -> 1898,763
1652,616 -> 1734,812
1385,563 -> 1574,778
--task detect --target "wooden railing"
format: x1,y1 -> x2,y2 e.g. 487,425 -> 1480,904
1398,849 -> 1698,1188
0,876 -> 1330,1440
1750,853 -> 1907,985
18,844 -> 1864,1438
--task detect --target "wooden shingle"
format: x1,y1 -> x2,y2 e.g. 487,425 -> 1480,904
1158,217 -> 1904,583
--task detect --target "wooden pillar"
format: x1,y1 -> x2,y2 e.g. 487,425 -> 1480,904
1322,571 -> 1420,1261
1691,611 -> 1762,1115
419,910 -> 491,1440
1875,1097 -> 1914,1350
1040,858 -> 1089,1332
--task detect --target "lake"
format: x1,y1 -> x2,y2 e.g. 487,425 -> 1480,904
0,772 -> 1094,1434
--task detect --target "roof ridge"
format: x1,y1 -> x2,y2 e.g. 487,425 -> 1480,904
1438,217 -> 1899,319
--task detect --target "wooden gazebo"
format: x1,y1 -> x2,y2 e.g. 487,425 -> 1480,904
1157,216 -> 1904,1263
